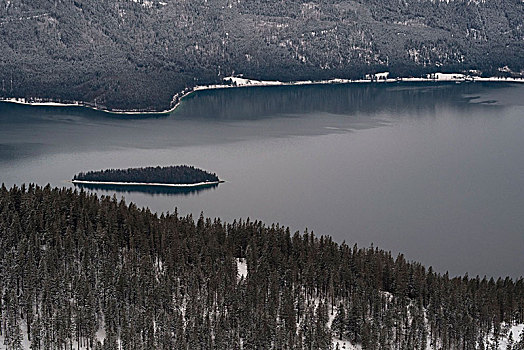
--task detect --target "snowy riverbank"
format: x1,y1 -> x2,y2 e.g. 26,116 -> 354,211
1,73 -> 522,115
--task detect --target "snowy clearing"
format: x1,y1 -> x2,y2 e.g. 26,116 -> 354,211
237,257 -> 247,280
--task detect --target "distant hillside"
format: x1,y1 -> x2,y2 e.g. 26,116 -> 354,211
0,0 -> 522,111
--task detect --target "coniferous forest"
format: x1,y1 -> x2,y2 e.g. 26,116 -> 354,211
73,166 -> 219,185
1,184 -> 523,349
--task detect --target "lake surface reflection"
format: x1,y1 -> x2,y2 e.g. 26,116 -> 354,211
73,182 -> 220,196
1,82 -> 523,278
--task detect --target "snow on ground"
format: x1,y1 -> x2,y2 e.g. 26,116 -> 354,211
0,328 -> 31,350
236,257 -> 247,280
490,323 -> 524,349
0,97 -> 80,107
0,322 -> 107,350
1,314 -> 522,349
71,180 -> 222,188
328,303 -> 362,350
333,338 -> 362,350
326,297 -> 524,350
129,0 -> 154,8
225,76 -> 286,86
432,72 -> 465,80
223,73 -> 524,87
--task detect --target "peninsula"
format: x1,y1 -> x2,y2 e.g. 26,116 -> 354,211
72,165 -> 222,188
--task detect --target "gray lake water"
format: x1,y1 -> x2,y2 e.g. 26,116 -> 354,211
1,82 -> 523,278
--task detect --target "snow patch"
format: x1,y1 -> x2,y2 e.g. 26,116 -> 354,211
490,323 -> 524,349
326,298 -> 524,350
0,320 -> 112,350
0,97 -> 81,107
129,0 -> 154,8
328,303 -> 362,350
333,338 -> 362,350
236,258 -> 247,280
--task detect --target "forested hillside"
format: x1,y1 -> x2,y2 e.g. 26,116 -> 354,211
1,184 -> 523,349
0,0 -> 522,111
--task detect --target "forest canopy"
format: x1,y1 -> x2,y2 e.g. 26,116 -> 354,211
0,184 -> 523,349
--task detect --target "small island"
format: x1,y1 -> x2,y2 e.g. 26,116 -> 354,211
72,165 -> 222,188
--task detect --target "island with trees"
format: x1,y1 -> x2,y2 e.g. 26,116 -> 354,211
72,165 -> 222,188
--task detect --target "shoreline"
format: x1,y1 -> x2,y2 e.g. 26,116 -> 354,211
72,180 -> 224,188
1,73 -> 523,115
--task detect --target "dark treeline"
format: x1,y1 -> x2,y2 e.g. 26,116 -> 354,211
73,165 -> 219,185
0,184 -> 523,349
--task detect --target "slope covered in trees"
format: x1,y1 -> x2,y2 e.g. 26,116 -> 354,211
0,184 -> 523,349
73,165 -> 220,185
0,0 -> 522,111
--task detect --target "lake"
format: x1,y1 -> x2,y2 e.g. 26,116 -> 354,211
1,82 -> 523,278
